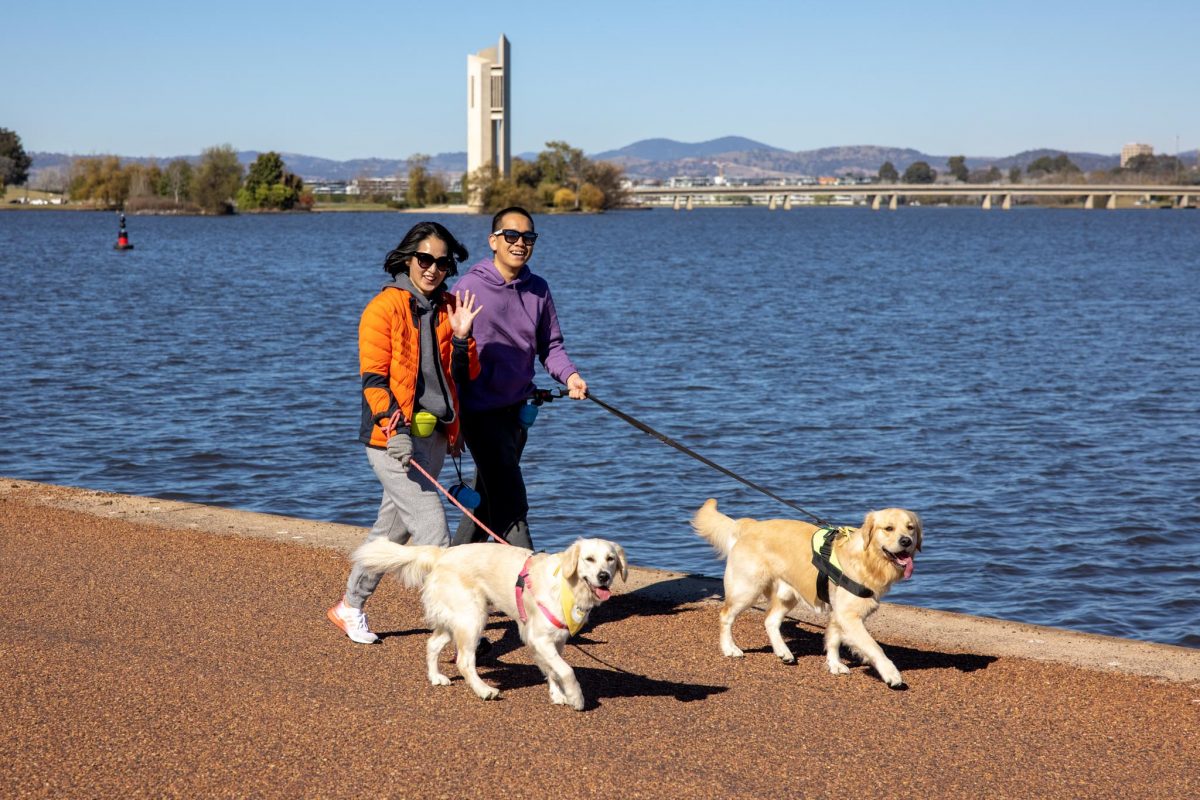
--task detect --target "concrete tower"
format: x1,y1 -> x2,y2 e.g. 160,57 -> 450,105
467,35 -> 511,208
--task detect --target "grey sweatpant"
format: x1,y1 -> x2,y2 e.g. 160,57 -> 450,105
344,434 -> 450,609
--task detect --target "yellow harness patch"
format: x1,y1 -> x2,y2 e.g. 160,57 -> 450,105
554,566 -> 587,636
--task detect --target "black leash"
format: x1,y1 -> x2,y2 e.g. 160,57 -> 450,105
585,393 -> 834,528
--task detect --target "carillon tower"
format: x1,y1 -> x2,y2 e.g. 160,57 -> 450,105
467,35 -> 511,209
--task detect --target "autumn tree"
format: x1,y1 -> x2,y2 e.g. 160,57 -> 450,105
69,156 -> 129,207
878,161 -> 899,182
405,153 -> 447,207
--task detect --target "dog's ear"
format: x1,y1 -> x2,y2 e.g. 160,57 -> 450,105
860,511 -> 877,546
560,540 -> 581,581
909,511 -> 923,552
613,543 -> 628,582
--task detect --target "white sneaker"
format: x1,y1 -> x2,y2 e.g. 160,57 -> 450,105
327,599 -> 379,644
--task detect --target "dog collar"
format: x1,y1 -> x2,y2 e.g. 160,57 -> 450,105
515,557 -> 570,632
811,526 -> 875,602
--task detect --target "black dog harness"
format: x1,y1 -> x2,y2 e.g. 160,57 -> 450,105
811,526 -> 875,604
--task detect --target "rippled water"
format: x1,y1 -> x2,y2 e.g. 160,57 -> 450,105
1,208 -> 1197,647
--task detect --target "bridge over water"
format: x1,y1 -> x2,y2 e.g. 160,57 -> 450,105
630,183 -> 1200,211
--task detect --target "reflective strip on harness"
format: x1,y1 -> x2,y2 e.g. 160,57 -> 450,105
811,526 -> 875,602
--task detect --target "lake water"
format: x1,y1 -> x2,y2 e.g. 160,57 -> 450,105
1,207 -> 1197,648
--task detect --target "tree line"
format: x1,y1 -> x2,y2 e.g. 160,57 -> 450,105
66,146 -> 307,214
877,152 -> 1199,185
465,140 -> 628,212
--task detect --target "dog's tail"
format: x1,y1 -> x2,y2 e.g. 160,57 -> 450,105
690,498 -> 739,559
351,540 -> 443,589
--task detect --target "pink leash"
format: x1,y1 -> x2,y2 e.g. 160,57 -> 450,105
407,458 -> 566,629
407,458 -> 510,546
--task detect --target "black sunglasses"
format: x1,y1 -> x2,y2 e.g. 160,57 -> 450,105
412,252 -> 457,274
492,228 -> 539,245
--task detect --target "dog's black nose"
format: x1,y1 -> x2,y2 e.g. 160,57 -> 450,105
597,570 -> 611,584
899,536 -> 913,549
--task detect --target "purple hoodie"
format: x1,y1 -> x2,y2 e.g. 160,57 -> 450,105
452,257 -> 579,412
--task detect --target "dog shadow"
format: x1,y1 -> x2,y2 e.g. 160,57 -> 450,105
479,658 -> 727,710
775,622 -> 998,679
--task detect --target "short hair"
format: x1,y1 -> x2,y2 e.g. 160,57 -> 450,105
490,206 -> 535,233
382,221 -> 468,279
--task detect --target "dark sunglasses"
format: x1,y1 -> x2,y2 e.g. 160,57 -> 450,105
412,252 -> 457,274
492,228 -> 539,245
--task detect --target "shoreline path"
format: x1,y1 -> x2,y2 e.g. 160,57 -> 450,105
2,478 -> 1197,798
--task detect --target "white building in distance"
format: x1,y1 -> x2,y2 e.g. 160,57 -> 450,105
467,35 -> 511,208
1120,142 -> 1153,167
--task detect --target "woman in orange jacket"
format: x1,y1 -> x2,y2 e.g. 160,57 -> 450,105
328,221 -> 482,644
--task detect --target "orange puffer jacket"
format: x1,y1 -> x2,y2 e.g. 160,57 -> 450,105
358,285 -> 480,450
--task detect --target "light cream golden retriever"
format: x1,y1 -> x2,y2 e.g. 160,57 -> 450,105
691,498 -> 922,688
352,538 -> 627,710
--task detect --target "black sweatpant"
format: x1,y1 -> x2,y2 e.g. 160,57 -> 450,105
451,402 -> 532,549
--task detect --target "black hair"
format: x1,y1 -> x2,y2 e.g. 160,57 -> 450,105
382,221 -> 469,279
490,206 -> 535,234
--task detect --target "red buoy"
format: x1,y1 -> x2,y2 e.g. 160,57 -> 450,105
114,212 -> 134,251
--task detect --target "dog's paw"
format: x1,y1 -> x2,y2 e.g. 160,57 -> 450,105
428,672 -> 451,687
721,644 -> 745,658
777,652 -> 795,664
827,660 -> 851,676
475,686 -> 501,701
879,668 -> 905,689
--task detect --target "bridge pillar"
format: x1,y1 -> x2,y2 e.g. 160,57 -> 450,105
672,195 -> 681,211
1106,194 -> 1117,210
783,194 -> 793,211
871,194 -> 881,210
686,195 -> 694,211
888,194 -> 898,211
1084,194 -> 1095,209
768,195 -> 777,211
981,194 -> 992,210
1175,195 -> 1189,209
1002,194 -> 1012,210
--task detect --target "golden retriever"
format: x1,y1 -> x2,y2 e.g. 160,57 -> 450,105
691,498 -> 922,688
352,538 -> 627,710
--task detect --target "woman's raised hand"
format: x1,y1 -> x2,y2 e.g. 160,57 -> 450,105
450,290 -> 483,338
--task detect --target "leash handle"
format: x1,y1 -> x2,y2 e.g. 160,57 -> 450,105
408,459 -> 512,546
586,393 -> 834,528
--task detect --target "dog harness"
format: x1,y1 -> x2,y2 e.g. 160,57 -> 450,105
811,526 -> 875,603
514,557 -> 586,635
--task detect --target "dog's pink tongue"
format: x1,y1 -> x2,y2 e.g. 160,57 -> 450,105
897,555 -> 914,580
593,586 -> 612,601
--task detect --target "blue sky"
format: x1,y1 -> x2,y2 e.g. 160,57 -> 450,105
6,0 -> 1198,161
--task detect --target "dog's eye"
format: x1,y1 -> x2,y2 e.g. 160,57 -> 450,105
884,525 -> 895,532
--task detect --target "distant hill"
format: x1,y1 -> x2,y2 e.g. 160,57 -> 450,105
29,139 -> 1160,186
592,136 -> 788,162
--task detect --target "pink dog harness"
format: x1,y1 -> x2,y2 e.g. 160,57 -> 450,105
515,556 -> 567,631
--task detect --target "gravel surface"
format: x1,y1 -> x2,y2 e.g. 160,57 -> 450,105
2,481 -> 1198,799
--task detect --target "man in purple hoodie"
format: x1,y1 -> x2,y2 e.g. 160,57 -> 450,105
450,206 -> 587,549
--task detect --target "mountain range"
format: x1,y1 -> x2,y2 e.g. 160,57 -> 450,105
30,136 -> 1169,185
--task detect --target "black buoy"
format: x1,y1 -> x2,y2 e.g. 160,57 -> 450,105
114,212 -> 134,251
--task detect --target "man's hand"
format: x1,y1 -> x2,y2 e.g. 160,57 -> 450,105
566,372 -> 588,400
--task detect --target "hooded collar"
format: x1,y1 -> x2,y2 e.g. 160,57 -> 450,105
467,257 -> 531,288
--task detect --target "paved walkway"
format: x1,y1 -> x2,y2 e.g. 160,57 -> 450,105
2,479 -> 1197,799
